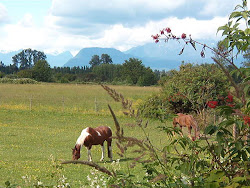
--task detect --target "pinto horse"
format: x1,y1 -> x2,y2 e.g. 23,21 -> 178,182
173,113 -> 200,140
72,126 -> 113,161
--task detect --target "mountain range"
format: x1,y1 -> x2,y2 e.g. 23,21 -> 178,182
0,40 -> 245,70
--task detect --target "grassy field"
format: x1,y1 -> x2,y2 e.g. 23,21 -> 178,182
0,83 -> 173,187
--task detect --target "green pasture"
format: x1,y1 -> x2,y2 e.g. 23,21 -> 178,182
0,83 -> 173,187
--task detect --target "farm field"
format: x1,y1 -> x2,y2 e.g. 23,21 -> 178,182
0,83 -> 173,187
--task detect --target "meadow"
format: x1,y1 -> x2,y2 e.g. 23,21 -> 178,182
0,83 -> 173,187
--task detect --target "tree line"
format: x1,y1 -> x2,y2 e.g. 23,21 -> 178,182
0,49 -> 161,86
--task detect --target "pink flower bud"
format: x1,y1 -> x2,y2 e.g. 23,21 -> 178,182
181,33 -> 186,39
165,27 -> 171,33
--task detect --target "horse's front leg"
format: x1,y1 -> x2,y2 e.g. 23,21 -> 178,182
87,146 -> 93,161
100,144 -> 105,161
179,126 -> 184,137
188,126 -> 192,140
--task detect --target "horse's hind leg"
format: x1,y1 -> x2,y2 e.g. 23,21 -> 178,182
107,138 -> 113,161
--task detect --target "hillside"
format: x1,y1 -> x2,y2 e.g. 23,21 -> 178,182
64,47 -> 133,67
64,47 -> 185,70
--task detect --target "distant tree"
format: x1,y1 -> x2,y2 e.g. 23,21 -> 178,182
137,67 -> 158,86
32,60 -> 52,82
0,61 -> 4,67
17,69 -> 33,79
12,48 -> 46,70
121,58 -> 145,85
100,54 -> 113,64
93,64 -> 122,82
0,71 -> 5,78
89,55 -> 101,68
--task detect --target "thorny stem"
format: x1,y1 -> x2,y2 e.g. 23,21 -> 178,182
104,86 -> 169,185
203,134 -> 230,178
188,39 -> 243,76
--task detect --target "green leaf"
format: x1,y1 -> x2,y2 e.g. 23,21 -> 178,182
241,151 -> 248,161
215,145 -> 223,155
219,38 -> 230,48
216,131 -> 224,142
219,119 -> 235,127
245,28 -> 250,35
235,142 -> 242,150
242,11 -> 248,21
232,176 -> 246,183
220,128 -> 233,136
243,84 -> 250,96
217,25 -> 229,34
5,181 -> 10,186
204,125 -> 217,135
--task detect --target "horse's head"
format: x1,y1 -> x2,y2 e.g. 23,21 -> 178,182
72,145 -> 81,160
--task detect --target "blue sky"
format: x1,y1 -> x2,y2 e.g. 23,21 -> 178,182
0,0 -> 246,55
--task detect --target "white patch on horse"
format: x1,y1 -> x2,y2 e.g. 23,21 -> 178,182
76,128 -> 90,146
100,145 -> 105,161
96,130 -> 101,136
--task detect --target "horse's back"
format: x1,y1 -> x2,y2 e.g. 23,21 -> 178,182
87,126 -> 112,145
94,126 -> 112,137
176,114 -> 196,126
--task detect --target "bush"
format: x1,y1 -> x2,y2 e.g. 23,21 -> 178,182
0,78 -> 39,84
0,71 -> 5,78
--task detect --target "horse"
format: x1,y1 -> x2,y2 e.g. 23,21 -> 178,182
173,113 -> 200,140
72,126 -> 113,161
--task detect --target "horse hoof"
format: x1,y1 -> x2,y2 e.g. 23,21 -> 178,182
100,159 -> 104,161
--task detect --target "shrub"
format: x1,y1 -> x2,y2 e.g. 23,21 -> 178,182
0,78 -> 39,84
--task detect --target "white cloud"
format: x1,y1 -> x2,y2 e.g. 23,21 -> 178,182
0,3 -> 9,23
49,0 -> 187,33
95,16 -> 228,51
18,13 -> 34,27
0,13 -> 229,55
0,0 -> 242,55
199,0 -> 239,17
